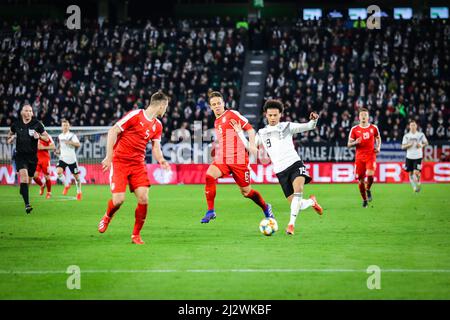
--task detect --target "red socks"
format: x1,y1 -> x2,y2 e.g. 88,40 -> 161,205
45,178 -> 52,192
205,174 -> 217,211
105,199 -> 121,219
133,203 -> 148,236
366,176 -> 374,190
358,180 -> 367,201
33,177 -> 43,187
246,189 -> 267,211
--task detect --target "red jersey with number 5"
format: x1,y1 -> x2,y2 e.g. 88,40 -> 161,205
214,110 -> 252,164
113,109 -> 162,163
349,124 -> 380,161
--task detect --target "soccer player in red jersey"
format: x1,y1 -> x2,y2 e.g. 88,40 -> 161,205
33,135 -> 55,199
201,90 -> 274,223
347,108 -> 382,208
98,91 -> 171,244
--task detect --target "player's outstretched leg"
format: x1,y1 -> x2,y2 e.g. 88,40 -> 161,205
286,192 -> 302,235
358,178 -> 368,208
201,174 -> 217,223
242,187 -> 273,218
98,198 -> 123,233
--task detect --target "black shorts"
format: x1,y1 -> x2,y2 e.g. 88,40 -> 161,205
404,158 -> 422,172
57,160 -> 80,174
276,160 -> 312,198
15,153 -> 38,177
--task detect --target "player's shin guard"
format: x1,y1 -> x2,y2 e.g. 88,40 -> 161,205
20,183 -> 30,206
366,175 -> 374,190
205,174 -> 217,211
132,203 -> 148,236
358,180 -> 367,201
289,193 -> 302,226
33,177 -> 43,187
245,189 -> 267,212
106,199 -> 121,219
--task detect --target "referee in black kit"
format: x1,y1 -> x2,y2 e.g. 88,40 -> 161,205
6,104 -> 49,214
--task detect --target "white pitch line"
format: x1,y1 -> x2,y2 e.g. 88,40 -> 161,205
1,269 -> 450,275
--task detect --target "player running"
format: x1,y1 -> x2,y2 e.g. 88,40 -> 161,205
201,90 -> 274,224
347,108 -> 381,208
98,91 -> 170,245
6,104 -> 50,213
231,99 -> 323,235
33,134 -> 55,199
401,120 -> 428,192
56,119 -> 82,200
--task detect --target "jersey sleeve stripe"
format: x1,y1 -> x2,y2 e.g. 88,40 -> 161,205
116,110 -> 141,131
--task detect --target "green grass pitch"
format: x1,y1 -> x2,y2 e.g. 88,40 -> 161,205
0,183 -> 449,299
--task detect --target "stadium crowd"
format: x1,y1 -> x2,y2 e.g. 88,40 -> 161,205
0,17 -> 246,141
0,17 -> 449,144
260,17 -> 449,143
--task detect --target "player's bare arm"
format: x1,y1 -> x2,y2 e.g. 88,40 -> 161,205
347,137 -> 362,148
102,125 -> 121,172
65,138 -> 81,148
375,136 -> 382,153
401,141 -> 414,150
230,119 -> 258,156
6,130 -> 16,144
151,140 -> 170,171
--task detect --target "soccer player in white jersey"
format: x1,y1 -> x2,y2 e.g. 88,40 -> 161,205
56,119 -> 82,200
231,99 -> 323,235
401,120 -> 428,192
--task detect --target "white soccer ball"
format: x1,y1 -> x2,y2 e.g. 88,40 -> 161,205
259,218 -> 278,236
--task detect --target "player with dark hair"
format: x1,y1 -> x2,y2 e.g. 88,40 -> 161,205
6,104 -> 50,213
201,90 -> 274,223
232,99 -> 323,235
98,91 -> 171,245
401,120 -> 428,192
347,108 -> 382,208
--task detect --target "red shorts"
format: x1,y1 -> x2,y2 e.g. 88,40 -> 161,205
110,160 -> 150,193
35,159 -> 50,175
212,161 -> 250,187
354,158 -> 377,179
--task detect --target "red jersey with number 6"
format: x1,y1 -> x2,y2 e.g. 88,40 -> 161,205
214,110 -> 252,165
349,124 -> 380,161
113,109 -> 162,163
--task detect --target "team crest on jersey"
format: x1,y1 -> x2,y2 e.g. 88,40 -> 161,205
152,124 -> 156,131
370,128 -> 374,134
140,121 -> 144,126
222,117 -> 227,124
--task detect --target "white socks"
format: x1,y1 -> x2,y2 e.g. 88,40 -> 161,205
289,193 -> 315,226
75,178 -> 82,193
409,173 -> 419,191
289,193 -> 303,226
